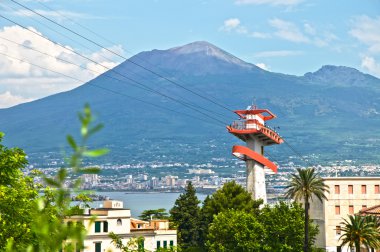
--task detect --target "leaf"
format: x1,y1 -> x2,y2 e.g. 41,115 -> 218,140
80,167 -> 100,174
88,123 -> 104,137
57,168 -> 67,183
44,177 -> 60,187
83,148 -> 109,157
66,135 -> 77,150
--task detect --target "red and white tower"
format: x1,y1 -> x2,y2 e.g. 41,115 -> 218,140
227,105 -> 283,203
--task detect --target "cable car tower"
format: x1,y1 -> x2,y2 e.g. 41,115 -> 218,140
227,105 -> 283,203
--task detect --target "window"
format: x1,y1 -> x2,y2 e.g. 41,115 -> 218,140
157,241 -> 161,249
117,219 -> 122,226
335,185 -> 340,194
95,242 -> 101,252
170,240 -> 174,247
103,221 -> 108,232
336,226 -> 341,235
164,241 -> 167,248
349,205 -> 354,214
375,185 -> 380,194
335,205 -> 340,215
94,221 -> 101,233
362,185 -> 367,194
348,185 -> 353,194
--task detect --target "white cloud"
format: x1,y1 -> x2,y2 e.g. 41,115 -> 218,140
361,56 -> 380,77
349,16 -> 380,78
255,63 -> 269,70
350,16 -> 380,54
224,18 -> 241,29
0,25 -> 122,108
250,32 -> 271,39
303,23 -> 315,35
11,9 -> 88,19
269,18 -> 309,43
0,91 -> 32,108
267,18 -> 337,47
219,18 -> 249,34
220,18 -> 269,38
235,0 -> 303,6
254,50 -> 302,57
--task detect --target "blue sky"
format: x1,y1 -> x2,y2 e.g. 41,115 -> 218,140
0,0 -> 379,108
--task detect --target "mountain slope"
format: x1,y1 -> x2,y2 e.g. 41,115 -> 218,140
0,41 -> 380,167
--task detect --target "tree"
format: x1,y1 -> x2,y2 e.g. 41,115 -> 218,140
285,167 -> 329,252
109,233 -> 147,252
170,182 -> 201,250
200,181 -> 262,246
139,208 -> 169,221
0,133 -> 39,250
206,210 -> 267,252
2,104 -> 107,251
259,201 -> 319,251
339,215 -> 380,252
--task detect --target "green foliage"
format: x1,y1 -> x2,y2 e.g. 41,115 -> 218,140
109,232 -> 147,252
0,134 -> 38,250
339,215 -> 380,252
285,167 -> 329,252
206,210 -> 267,252
139,208 -> 169,221
200,181 -> 262,247
259,201 -> 318,251
1,104 -> 107,251
170,182 -> 201,250
285,168 -> 329,204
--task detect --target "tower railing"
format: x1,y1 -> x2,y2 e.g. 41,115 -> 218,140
230,120 -> 282,142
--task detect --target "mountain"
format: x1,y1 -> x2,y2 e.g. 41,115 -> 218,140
303,65 -> 380,89
1,41 -> 380,168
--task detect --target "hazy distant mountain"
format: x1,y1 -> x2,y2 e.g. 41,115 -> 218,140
304,65 -> 380,89
1,41 -> 380,166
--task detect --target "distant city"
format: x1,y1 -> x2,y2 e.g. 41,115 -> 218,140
26,154 -> 380,200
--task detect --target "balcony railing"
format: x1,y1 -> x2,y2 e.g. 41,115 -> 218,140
230,120 -> 282,142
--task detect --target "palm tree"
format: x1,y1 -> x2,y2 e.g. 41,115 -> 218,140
285,167 -> 329,252
339,215 -> 380,252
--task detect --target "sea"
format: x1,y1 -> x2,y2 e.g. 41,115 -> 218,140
90,191 -> 208,217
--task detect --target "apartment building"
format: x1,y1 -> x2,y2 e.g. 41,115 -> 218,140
67,200 -> 177,252
309,177 -> 380,252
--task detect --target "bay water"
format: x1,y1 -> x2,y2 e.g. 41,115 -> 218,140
92,191 -> 208,217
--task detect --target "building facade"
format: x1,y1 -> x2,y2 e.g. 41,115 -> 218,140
309,177 -> 380,252
67,200 -> 177,252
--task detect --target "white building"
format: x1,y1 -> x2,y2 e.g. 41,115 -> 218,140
67,200 -> 177,252
310,177 -> 380,252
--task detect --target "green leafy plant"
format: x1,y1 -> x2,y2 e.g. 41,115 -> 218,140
339,215 -> 380,252
109,232 -> 147,252
139,208 -> 169,221
3,104 -> 107,252
170,182 -> 201,250
285,167 -> 329,252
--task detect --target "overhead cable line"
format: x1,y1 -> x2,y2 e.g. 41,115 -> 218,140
0,34 -> 229,120
2,2 -> 230,120
6,0 -> 309,166
9,0 -> 235,114
37,0 -> 232,109
282,139 -> 315,168
0,51 -> 224,127
0,14 -> 229,126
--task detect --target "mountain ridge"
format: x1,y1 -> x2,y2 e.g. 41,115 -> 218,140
1,41 -> 380,166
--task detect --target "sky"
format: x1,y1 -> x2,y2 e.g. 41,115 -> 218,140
0,0 -> 379,108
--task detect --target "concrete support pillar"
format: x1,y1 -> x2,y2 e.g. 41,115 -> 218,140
246,137 -> 267,204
